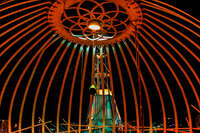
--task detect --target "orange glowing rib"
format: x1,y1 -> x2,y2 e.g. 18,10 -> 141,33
0,20 -> 47,74
106,47 -> 116,133
68,46 -> 83,133
126,38 -> 153,133
1,6 -> 48,29
142,11 -> 200,85
141,1 -> 200,29
78,46 -> 89,133
0,26 -> 50,106
19,39 -> 63,133
0,0 -> 15,6
0,0 -> 49,14
150,0 -> 200,24
122,41 -> 167,133
143,8 -> 200,39
137,31 -> 193,133
112,46 -> 128,133
144,14 -> 200,60
0,13 -> 46,39
0,13 -> 47,51
141,24 -> 200,107
56,44 -> 77,132
118,43 -> 141,133
8,32 -> 54,133
30,40 -> 70,133
128,38 -> 178,133
31,42 -> 69,133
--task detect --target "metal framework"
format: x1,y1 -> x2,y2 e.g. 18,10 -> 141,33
0,0 -> 200,133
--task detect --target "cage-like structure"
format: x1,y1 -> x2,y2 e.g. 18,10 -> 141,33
0,0 -> 200,133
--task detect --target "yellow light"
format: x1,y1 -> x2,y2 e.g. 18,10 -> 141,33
88,20 -> 101,31
96,89 -> 112,96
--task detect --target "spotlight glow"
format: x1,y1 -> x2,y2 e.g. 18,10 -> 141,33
88,20 -> 101,31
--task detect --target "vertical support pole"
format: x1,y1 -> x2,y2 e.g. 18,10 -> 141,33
106,46 -> 116,133
89,46 -> 96,133
100,46 -> 105,133
135,24 -> 144,133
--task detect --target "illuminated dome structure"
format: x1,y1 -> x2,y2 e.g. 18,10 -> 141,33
0,0 -> 200,133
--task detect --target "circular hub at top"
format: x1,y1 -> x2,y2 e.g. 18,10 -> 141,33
48,0 -> 143,45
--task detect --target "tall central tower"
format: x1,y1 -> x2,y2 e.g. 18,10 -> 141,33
87,45 -> 122,133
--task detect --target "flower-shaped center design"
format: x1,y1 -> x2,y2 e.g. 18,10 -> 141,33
48,0 -> 143,45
